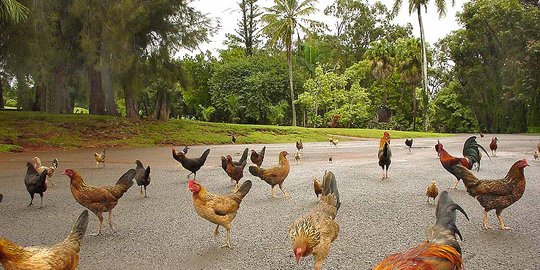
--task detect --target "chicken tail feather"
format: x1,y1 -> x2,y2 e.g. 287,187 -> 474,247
452,165 -> 480,197
248,166 -> 261,178
322,171 -> 340,211
231,180 -> 252,203
67,210 -> 89,243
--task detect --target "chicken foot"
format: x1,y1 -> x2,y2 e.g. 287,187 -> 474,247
482,210 -> 492,230
108,211 -> 117,233
452,179 -> 459,189
279,184 -> 290,198
496,212 -> 512,230
89,212 -> 104,236
219,228 -> 231,248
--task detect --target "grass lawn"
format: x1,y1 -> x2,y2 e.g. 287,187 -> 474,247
0,111 -> 451,152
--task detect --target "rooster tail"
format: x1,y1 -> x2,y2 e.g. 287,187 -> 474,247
52,158 -> 59,169
433,191 -> 469,242
109,169 -> 136,198
452,165 -> 480,197
260,146 -> 266,156
249,166 -> 262,177
462,136 -> 491,165
239,148 -> 249,164
232,180 -> 252,202
144,166 -> 151,180
200,149 -> 211,162
26,161 -> 39,176
66,210 -> 89,243
322,171 -> 340,211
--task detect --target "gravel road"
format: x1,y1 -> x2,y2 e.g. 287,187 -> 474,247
0,134 -> 539,269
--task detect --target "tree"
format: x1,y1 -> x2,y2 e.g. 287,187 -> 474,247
392,0 -> 455,130
364,39 -> 394,104
227,0 -> 262,56
261,0 -> 320,126
0,0 -> 28,22
395,38 -> 422,130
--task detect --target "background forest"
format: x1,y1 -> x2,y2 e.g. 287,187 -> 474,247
1,0 -> 539,133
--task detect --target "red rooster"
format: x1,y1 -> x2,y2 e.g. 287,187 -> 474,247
437,136 -> 490,189
374,191 -> 469,270
489,137 -> 498,156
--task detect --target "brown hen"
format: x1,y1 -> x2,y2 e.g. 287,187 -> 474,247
249,151 -> 290,198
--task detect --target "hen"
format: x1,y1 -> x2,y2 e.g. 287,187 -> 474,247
534,150 -> 538,160
94,148 -> 106,167
220,148 -> 249,172
405,139 -> 413,152
329,138 -> 338,147
0,210 -> 89,270
296,139 -> 303,152
437,137 -> 489,189
373,191 -> 469,270
24,162 -> 48,208
172,148 -> 211,179
426,181 -> 439,204
289,171 -> 340,270
188,179 -> 252,248
490,137 -> 498,156
249,151 -> 290,198
64,168 -> 136,235
250,146 -> 266,167
453,159 -> 528,230
135,160 -> 151,197
224,155 -> 247,191
294,151 -> 301,164
32,157 -> 59,187
378,132 -> 391,179
313,178 -> 322,198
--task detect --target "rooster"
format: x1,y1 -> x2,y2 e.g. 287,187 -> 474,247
250,146 -> 266,167
426,181 -> 439,204
0,210 -> 89,270
453,159 -> 528,230
249,151 -> 290,198
289,171 -> 340,270
374,191 -> 469,270
32,157 -> 59,187
224,155 -> 247,191
172,148 -> 211,179
490,137 -> 498,156
24,162 -> 48,208
94,148 -> 106,167
296,139 -> 303,153
188,179 -> 252,248
437,137 -> 490,189
135,160 -> 151,198
435,140 -> 441,157
64,168 -> 136,235
405,139 -> 413,152
378,132 -> 391,179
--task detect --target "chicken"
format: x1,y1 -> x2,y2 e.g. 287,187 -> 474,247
94,148 -> 106,167
453,159 -> 529,230
182,146 -> 189,154
24,162 -> 48,208
480,132 -> 484,138
32,157 -> 59,187
188,179 -> 252,248
0,210 -> 89,270
231,134 -> 237,144
135,160 -> 151,198
294,151 -> 301,164
0,193 -> 3,203
490,137 -> 498,156
405,139 -> 413,152
250,146 -> 266,167
462,136 -> 489,172
249,151 -> 290,198
435,140 -> 441,157
296,139 -> 303,152
373,191 -> 469,270
221,148 -> 249,172
328,156 -> 332,164
63,168 -> 136,235
426,181 -> 439,204
378,132 -> 391,179
289,171 -> 340,270
313,178 -> 322,198
329,138 -> 338,147
437,137 -> 490,189
534,150 -> 539,160
172,148 -> 211,179
224,155 -> 247,191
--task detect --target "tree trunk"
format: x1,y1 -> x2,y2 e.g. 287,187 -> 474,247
412,86 -> 417,131
35,83 -> 47,112
417,6 -> 429,130
0,77 -> 4,109
152,89 -> 170,121
53,65 -> 71,114
101,43 -> 118,115
122,73 -> 139,120
287,44 -> 297,126
88,68 -> 105,115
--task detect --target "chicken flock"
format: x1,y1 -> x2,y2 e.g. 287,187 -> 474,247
0,133 -> 535,270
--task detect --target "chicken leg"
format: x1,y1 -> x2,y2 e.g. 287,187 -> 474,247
278,184 -> 289,198
452,179 -> 459,189
143,186 -> 148,198
482,210 -> 492,229
108,211 -> 117,233
39,193 -> 44,209
496,210 -> 512,230
271,186 -> 276,198
90,211 -> 104,236
220,227 -> 231,248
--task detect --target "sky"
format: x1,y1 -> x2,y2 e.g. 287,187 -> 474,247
189,0 -> 469,54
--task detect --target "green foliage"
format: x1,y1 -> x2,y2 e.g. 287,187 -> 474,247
429,82 -> 478,132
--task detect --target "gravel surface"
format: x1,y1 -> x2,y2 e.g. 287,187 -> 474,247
0,134 -> 539,269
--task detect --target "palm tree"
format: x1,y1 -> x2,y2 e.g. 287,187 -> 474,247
0,0 -> 29,22
261,0 -> 319,126
392,0 -> 455,129
364,39 -> 395,104
395,38 -> 422,130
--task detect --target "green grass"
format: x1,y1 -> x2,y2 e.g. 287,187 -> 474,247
528,126 -> 540,134
0,111 -> 451,152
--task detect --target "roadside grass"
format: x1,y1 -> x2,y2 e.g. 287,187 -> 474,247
0,111 -> 451,152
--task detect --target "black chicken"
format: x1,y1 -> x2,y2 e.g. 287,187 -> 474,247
405,139 -> 413,152
182,146 -> 189,154
231,135 -> 237,144
135,160 -> 151,197
24,161 -> 48,208
250,146 -> 266,167
174,149 -> 211,179
0,193 -> 3,203
221,148 -> 249,172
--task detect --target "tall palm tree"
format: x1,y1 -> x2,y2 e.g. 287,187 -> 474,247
395,38 -> 422,130
364,39 -> 395,104
392,0 -> 455,129
0,0 -> 29,22
261,0 -> 319,126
